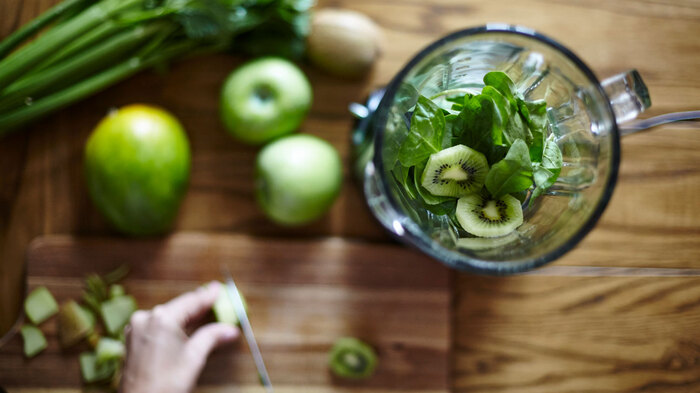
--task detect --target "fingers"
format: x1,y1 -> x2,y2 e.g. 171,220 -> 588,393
186,323 -> 240,373
161,281 -> 221,327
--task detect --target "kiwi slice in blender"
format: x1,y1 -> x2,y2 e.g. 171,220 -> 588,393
421,145 -> 488,197
456,193 -> 523,237
329,337 -> 377,379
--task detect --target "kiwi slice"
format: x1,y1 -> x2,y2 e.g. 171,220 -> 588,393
456,193 -> 523,237
329,337 -> 377,379
421,145 -> 488,197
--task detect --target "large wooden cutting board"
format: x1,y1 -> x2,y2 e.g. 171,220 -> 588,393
0,234 -> 450,393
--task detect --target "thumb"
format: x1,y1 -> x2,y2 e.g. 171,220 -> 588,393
186,323 -> 240,372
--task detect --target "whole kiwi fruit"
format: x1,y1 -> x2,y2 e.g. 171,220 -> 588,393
307,9 -> 382,78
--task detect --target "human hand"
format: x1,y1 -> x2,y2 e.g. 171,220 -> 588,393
120,282 -> 239,393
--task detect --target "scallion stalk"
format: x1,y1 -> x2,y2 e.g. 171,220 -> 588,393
0,0 -> 89,60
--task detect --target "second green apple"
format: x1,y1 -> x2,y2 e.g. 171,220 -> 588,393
220,57 -> 312,145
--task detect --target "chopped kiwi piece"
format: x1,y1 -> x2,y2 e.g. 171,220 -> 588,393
213,283 -> 247,326
109,284 -> 125,299
24,286 -> 59,325
96,337 -> 125,365
456,193 -> 523,237
329,337 -> 377,379
20,325 -> 47,358
421,145 -> 489,197
80,351 -> 117,384
87,331 -> 101,349
456,231 -> 520,250
100,295 -> 137,337
58,300 -> 95,348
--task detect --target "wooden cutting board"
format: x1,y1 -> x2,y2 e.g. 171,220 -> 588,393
0,234 -> 450,393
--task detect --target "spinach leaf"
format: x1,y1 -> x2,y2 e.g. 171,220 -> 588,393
519,98 -> 547,162
542,134 -> 563,177
485,139 -> 533,198
383,111 -> 409,172
480,86 -> 509,139
482,85 -> 531,147
398,95 -> 445,167
395,83 -> 420,113
530,166 -> 556,203
455,94 -> 506,165
521,99 -> 547,130
529,135 -> 563,205
483,71 -> 520,105
443,114 -> 463,148
393,166 -> 417,200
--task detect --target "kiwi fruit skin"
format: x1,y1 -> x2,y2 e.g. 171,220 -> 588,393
456,193 -> 523,237
421,144 -> 489,197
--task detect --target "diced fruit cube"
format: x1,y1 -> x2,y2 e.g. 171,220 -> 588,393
24,286 -> 58,325
20,325 -> 47,358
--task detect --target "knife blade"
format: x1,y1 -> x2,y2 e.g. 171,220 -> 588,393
221,266 -> 273,393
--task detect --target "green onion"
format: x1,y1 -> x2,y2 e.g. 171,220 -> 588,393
0,0 -> 313,135
0,0 -> 89,59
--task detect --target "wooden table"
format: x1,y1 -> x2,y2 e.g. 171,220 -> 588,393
1,0 -> 699,392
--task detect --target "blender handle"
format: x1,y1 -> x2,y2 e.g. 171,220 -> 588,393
619,110 -> 700,135
602,69 -> 700,134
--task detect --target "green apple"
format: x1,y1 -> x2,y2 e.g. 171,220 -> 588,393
256,134 -> 342,226
84,105 -> 191,236
220,57 -> 312,145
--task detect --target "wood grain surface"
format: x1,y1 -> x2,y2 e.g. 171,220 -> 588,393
0,234 -> 450,391
0,0 -> 699,392
454,273 -> 700,393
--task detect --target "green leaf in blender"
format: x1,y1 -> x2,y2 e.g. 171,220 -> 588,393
398,95 -> 445,167
485,139 -> 533,198
24,286 -> 59,325
454,95 -> 507,165
530,134 -> 563,205
483,71 -> 520,105
482,85 -> 532,146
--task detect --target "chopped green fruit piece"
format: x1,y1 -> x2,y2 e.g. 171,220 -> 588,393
96,337 -> 125,365
20,325 -> 47,358
213,283 -> 247,326
109,284 -> 125,299
24,286 -> 58,325
329,337 -> 378,379
58,300 -> 95,348
87,331 -> 101,349
80,351 -> 116,384
100,295 -> 137,336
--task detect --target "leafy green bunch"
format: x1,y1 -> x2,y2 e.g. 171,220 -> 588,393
392,71 -> 563,216
0,0 -> 314,135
